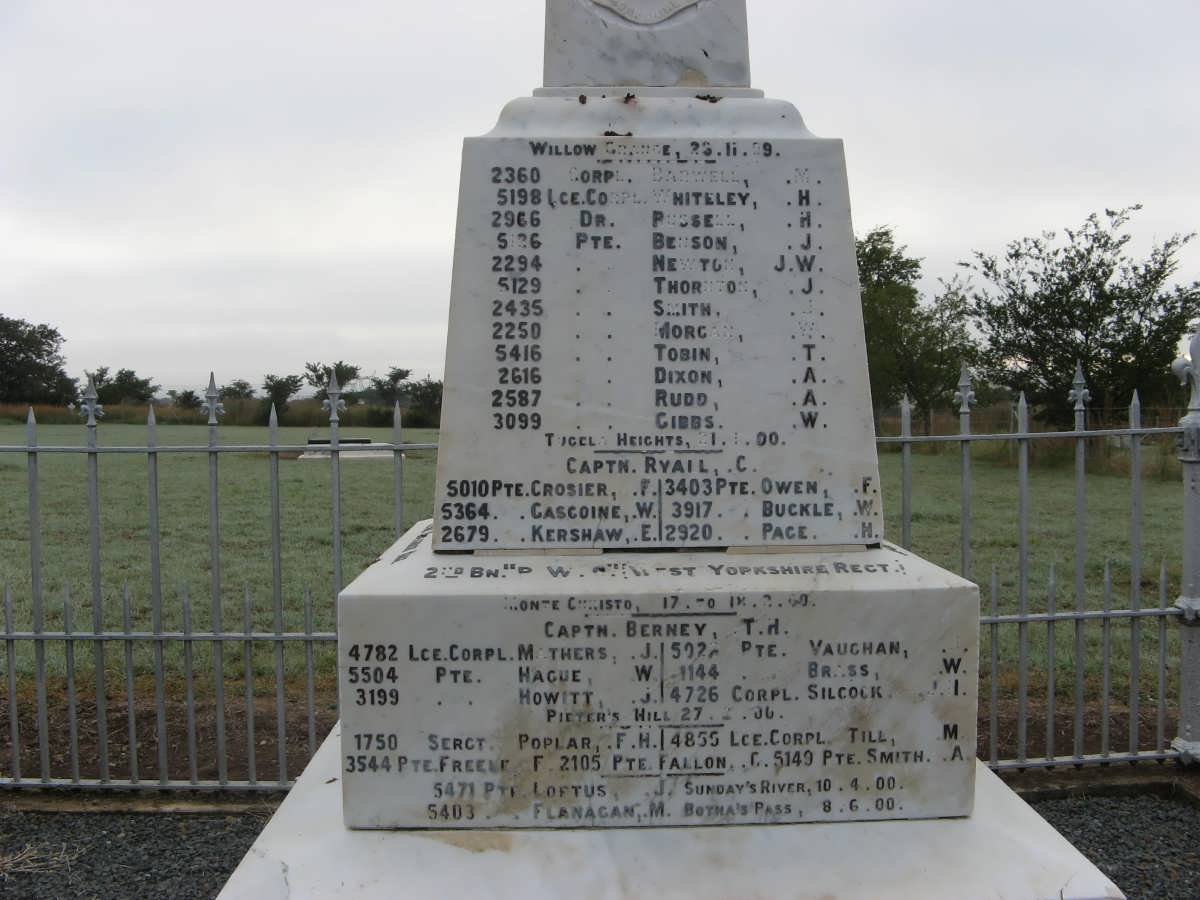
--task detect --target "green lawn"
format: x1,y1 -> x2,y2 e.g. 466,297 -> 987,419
0,424 -> 435,674
0,423 -> 1187,699
876,440 -> 1184,705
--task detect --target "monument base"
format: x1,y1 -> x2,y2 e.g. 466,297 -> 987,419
338,523 -> 978,828
219,724 -> 1124,899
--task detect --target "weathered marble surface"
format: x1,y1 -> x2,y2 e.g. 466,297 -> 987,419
220,726 -> 1124,899
433,92 -> 882,551
340,523 -> 977,828
545,0 -> 750,88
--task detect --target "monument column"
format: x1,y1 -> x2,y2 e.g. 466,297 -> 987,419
433,0 -> 882,554
543,0 -> 751,89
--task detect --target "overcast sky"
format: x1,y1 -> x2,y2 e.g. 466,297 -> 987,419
2,0 -> 1197,394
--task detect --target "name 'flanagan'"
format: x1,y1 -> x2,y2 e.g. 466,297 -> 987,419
531,802 -> 639,821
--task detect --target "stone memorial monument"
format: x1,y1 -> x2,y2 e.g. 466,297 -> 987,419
338,0 -> 978,830
220,4 -> 1125,896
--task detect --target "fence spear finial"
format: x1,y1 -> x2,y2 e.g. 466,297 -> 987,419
1069,360 -> 1091,413
953,363 -> 976,415
79,373 -> 104,426
25,406 -> 37,456
201,372 -> 225,425
1172,324 -> 1200,429
323,371 -> 346,425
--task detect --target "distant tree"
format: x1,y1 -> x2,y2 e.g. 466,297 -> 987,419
403,377 -> 443,426
89,367 -> 158,405
857,227 -> 923,413
303,360 -> 361,400
964,206 -> 1200,424
168,389 -> 202,411
366,367 -> 413,405
87,366 -> 110,392
0,314 -> 76,404
261,374 -> 305,419
856,228 -> 979,429
219,379 -> 256,401
893,276 -> 984,433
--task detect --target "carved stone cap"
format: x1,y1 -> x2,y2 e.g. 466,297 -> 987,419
544,0 -> 750,88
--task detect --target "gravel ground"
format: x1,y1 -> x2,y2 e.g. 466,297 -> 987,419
0,795 -> 1196,898
1031,793 -> 1200,900
0,810 -> 265,900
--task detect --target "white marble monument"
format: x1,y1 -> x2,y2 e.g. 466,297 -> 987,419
218,5 -> 1129,894
336,0 -> 980,830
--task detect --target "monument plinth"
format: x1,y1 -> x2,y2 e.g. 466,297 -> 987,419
341,526 -> 976,829
340,0 -> 978,829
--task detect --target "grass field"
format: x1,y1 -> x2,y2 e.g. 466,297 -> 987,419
0,422 -> 1187,702
0,424 -> 435,680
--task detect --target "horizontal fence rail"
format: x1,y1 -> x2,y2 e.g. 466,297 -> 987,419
2,584 -> 335,791
1,352 -> 1198,791
979,559 -> 1180,772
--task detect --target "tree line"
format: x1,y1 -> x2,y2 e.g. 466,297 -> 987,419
164,364 -> 444,427
0,344 -> 443,427
858,205 -> 1196,429
2,206 -> 1197,431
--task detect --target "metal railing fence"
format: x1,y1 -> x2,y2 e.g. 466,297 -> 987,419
1,349 -> 1198,790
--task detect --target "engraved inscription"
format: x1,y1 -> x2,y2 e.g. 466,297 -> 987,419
435,136 -> 882,550
339,558 -> 979,829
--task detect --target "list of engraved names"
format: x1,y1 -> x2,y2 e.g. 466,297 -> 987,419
341,564 -> 975,826
434,136 -> 882,550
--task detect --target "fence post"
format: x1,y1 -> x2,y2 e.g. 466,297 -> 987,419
1128,391 -> 1143,755
393,402 -> 405,541
324,372 -> 346,598
1069,361 -> 1091,759
79,375 -> 109,782
900,395 -> 911,550
953,364 -> 976,580
26,409 -> 50,782
1172,328 -> 1200,762
202,373 -> 228,785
